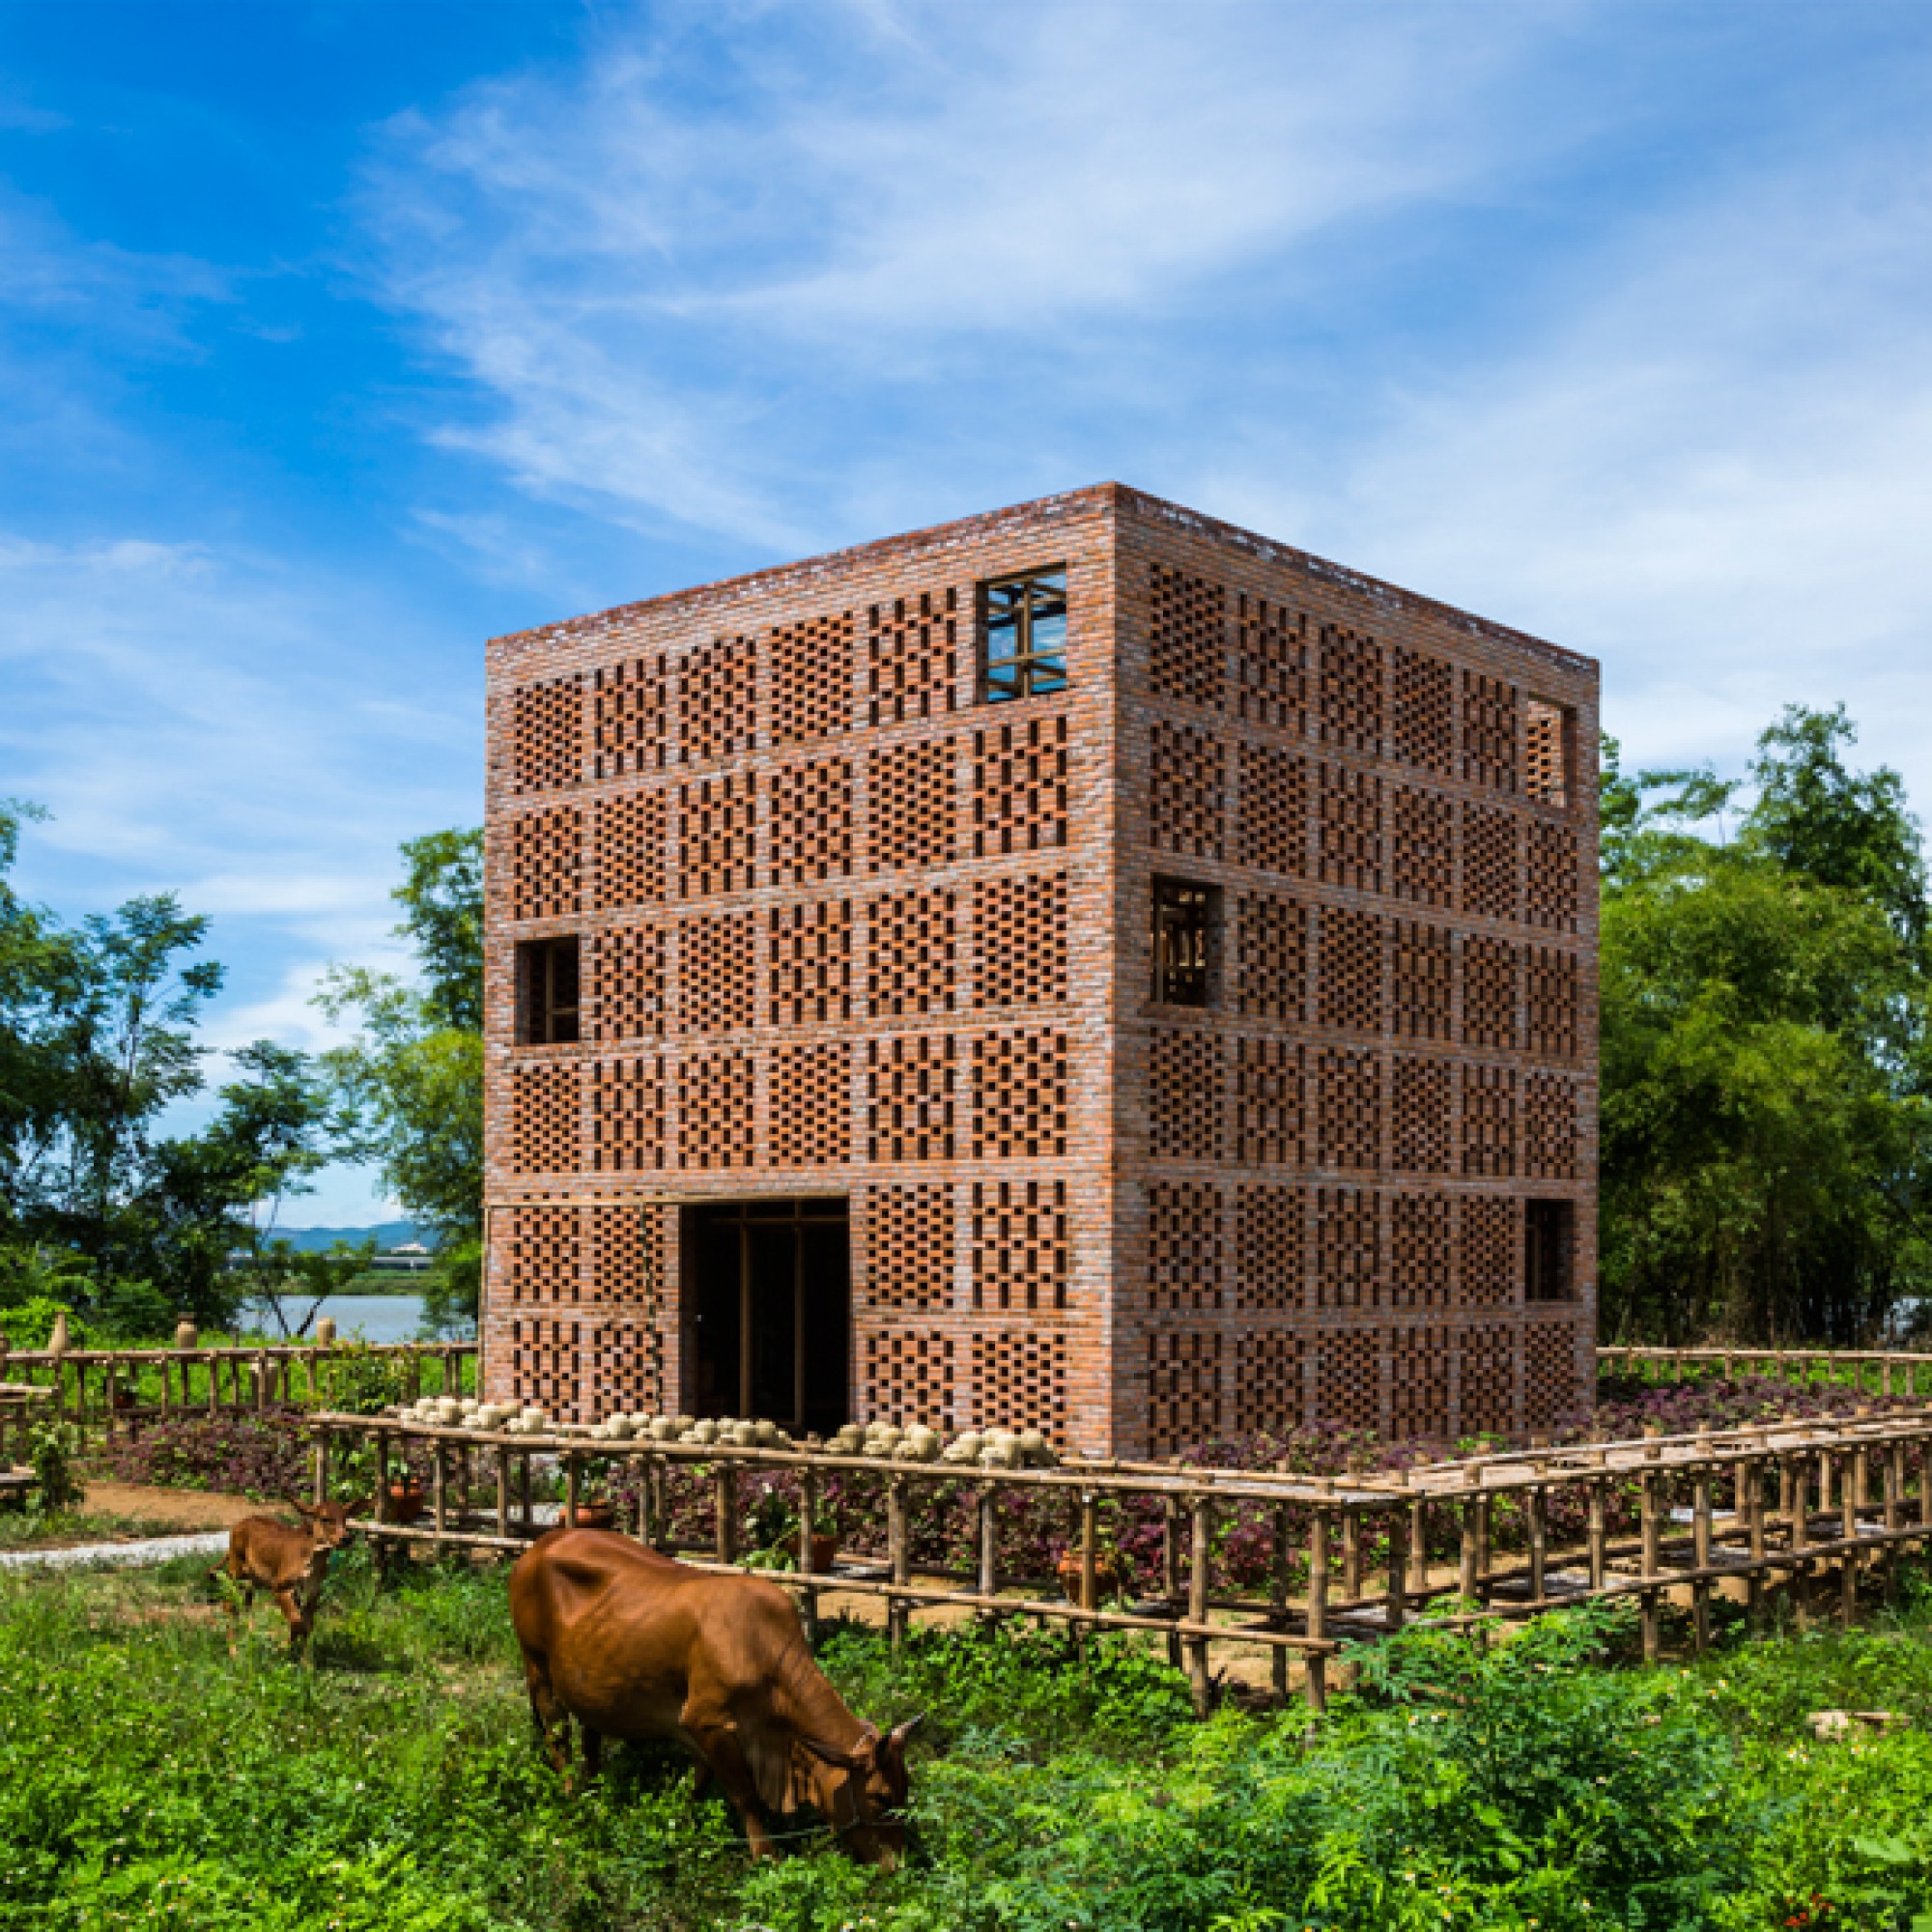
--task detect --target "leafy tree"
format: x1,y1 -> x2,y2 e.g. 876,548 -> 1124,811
1600,711 -> 1932,1344
317,829 -> 483,1332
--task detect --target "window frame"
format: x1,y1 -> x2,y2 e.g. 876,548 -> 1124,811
515,935 -> 582,1046
979,564 -> 1068,703
1150,876 -> 1219,1009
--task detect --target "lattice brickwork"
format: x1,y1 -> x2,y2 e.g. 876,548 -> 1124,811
1389,1324 -> 1450,1438
509,808 -> 582,921
1461,1198 -> 1518,1306
1525,946 -> 1579,1059
972,1029 -> 1068,1159
973,1179 -> 1068,1312
504,1206 -> 579,1306
1317,625 -> 1383,753
1525,1320 -> 1582,1429
1236,1185 -> 1303,1311
1525,819 -> 1580,931
510,1061 -> 580,1174
1391,1057 -> 1453,1174
1236,739 -> 1309,877
771,611 -> 854,746
1150,721 -> 1224,858
1148,1330 -> 1222,1453
1317,763 -> 1381,891
866,1330 -> 955,1430
677,774 -> 757,898
594,790 -> 667,911
592,658 -> 665,781
1148,1180 -> 1224,1312
867,589 -> 958,726
1148,563 -> 1226,707
1521,1073 -> 1579,1181
1524,700 -> 1569,806
579,1319 -> 662,1417
1235,891 -> 1305,1022
1235,593 -> 1306,732
1462,672 -> 1519,792
868,738 -> 956,871
867,1036 -> 956,1161
971,1329 -> 1067,1440
866,1183 -> 955,1313
679,636 -> 757,765
1394,920 -> 1453,1041
1463,935 -> 1519,1050
1318,1327 -> 1379,1430
589,1055 -> 664,1173
590,923 -> 665,1042
1461,1322 -> 1517,1429
1463,805 -> 1520,923
1391,786 -> 1455,907
1391,648 -> 1454,775
1389,1194 -> 1452,1308
511,1318 -> 582,1422
768,900 -> 853,1027
1233,1328 -> 1302,1435
767,758 -> 854,885
1234,1037 -> 1302,1167
1318,906 -> 1385,1034
1151,1029 -> 1222,1160
1314,1047 -> 1380,1172
769,1041 -> 852,1166
681,910 -> 759,1034
1462,1067 -> 1517,1179
676,1050 -> 754,1170
973,717 -> 1068,857
511,675 -> 583,795
866,887 -> 956,1019
1316,1186 -> 1379,1308
586,1203 -> 656,1306
974,873 -> 1068,1006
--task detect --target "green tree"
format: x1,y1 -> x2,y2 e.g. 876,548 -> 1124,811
1600,712 -> 1932,1344
317,828 -> 483,1332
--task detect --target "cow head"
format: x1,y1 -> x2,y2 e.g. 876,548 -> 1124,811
292,1499 -> 355,1552
803,1715 -> 922,1869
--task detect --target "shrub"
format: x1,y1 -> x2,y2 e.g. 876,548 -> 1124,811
99,1409 -> 309,1500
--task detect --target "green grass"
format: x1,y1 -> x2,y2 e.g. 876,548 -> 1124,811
0,1509 -> 214,1551
4,1552 -> 1932,1930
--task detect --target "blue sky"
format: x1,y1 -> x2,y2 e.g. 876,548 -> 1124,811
3,1 -> 1930,1222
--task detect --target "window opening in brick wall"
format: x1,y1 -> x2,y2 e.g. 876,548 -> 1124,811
516,936 -> 581,1045
980,566 -> 1067,701
1525,1198 -> 1575,1301
1524,699 -> 1574,808
1151,877 -> 1218,1007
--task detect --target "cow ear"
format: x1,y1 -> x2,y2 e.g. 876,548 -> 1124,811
801,1735 -> 864,1772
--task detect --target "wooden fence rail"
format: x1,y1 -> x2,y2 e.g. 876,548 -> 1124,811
1599,1345 -> 1932,1396
308,1401 -> 1932,1715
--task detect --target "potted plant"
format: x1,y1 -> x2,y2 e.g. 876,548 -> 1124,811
806,1499 -> 840,1573
1057,1543 -> 1130,1604
384,1471 -> 427,1524
572,1462 -> 617,1529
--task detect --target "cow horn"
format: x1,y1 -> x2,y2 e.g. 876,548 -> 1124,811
887,1713 -> 926,1749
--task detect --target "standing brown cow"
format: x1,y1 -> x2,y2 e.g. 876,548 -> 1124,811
211,1498 -> 355,1661
510,1530 -> 920,1866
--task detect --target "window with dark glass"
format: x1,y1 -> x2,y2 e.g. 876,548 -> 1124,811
1525,1199 -> 1575,1301
1151,878 -> 1217,1007
980,566 -> 1067,701
516,936 -> 580,1045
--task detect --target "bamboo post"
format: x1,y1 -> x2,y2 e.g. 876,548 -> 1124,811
1526,1486 -> 1548,1606
1385,1503 -> 1408,1633
799,1465 -> 820,1646
1788,1454 -> 1810,1630
312,1426 -> 329,1506
976,1484 -> 998,1605
519,1450 -> 532,1532
1746,1458 -> 1767,1626
1078,1489 -> 1099,1617
1341,1507 -> 1361,1604
1839,1453 -> 1859,1627
1187,1495 -> 1214,1717
1587,1479 -> 1607,1590
1269,1502 -> 1292,1701
1691,1463 -> 1713,1654
434,1441 -> 448,1542
888,1477 -> 910,1652
1459,1487 -> 1481,1603
1162,1493 -> 1183,1671
1474,1492 -> 1492,1605
497,1444 -> 511,1541
1302,1505 -> 1329,1717
1639,1469 -> 1662,1663
714,1462 -> 735,1564
103,1357 -> 118,1444
1406,1496 -> 1429,1596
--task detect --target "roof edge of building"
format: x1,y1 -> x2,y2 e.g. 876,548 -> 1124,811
487,478 -> 1595,680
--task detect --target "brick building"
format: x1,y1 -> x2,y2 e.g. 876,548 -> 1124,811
482,484 -> 1599,1456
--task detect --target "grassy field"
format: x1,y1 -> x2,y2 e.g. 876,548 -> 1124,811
4,1550 -> 1932,1930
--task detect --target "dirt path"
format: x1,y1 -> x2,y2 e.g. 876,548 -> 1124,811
78,1483 -> 266,1529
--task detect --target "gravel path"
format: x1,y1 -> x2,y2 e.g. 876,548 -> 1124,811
0,1530 -> 230,1574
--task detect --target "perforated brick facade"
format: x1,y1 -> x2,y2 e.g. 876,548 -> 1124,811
483,484 -> 1600,1452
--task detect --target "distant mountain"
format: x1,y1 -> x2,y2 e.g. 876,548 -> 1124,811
275,1221 -> 437,1255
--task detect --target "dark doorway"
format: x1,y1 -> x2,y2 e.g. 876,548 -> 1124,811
686,1198 -> 849,1434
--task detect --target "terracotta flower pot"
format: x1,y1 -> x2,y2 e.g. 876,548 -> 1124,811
809,1532 -> 840,1573
1058,1550 -> 1127,1603
573,1500 -> 616,1531
385,1480 -> 426,1525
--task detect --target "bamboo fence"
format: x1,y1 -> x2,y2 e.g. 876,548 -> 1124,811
308,1394 -> 1932,1715
1600,1345 -> 1932,1395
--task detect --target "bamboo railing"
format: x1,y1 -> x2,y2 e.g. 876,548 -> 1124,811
308,1396 -> 1932,1714
1599,1345 -> 1932,1396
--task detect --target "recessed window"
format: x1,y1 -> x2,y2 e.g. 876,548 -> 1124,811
1151,878 -> 1217,1007
1525,699 -> 1574,808
981,567 -> 1067,702
516,936 -> 580,1045
1525,1199 -> 1574,1301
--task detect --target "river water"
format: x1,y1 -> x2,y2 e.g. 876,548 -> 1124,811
242,1293 -> 433,1346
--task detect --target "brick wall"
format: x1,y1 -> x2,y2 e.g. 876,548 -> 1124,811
481,482 -> 1599,1453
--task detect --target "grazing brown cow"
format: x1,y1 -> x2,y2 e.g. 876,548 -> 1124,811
211,1498 -> 355,1661
510,1530 -> 920,1866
